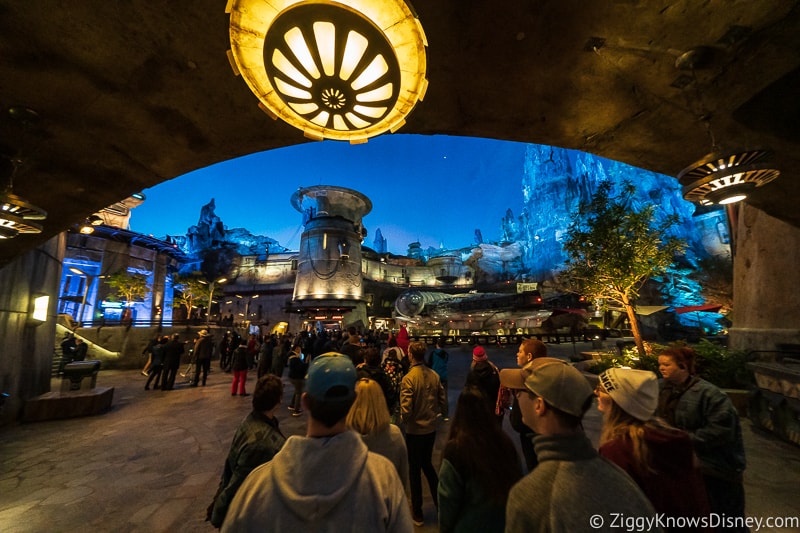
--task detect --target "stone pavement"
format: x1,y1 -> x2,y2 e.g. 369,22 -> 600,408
1,341 -> 799,533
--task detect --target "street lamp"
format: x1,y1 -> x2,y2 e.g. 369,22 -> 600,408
205,277 -> 227,325
68,267 -> 95,325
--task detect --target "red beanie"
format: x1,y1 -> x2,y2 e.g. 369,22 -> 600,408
472,346 -> 488,362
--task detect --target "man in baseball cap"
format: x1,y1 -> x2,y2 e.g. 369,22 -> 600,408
223,353 -> 412,532
500,359 -> 657,532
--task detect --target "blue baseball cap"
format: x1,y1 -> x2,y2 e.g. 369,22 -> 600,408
306,353 -> 357,402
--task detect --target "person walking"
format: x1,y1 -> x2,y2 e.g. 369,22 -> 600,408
192,329 -> 214,387
257,335 -> 274,378
271,335 -> 291,377
245,333 -> 259,370
144,336 -> 167,390
231,343 -> 249,396
161,333 -> 185,391
222,354 -> 412,532
400,341 -> 447,527
286,344 -> 308,416
218,332 -> 231,371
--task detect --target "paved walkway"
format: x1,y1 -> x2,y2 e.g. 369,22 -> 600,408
1,341 -> 799,532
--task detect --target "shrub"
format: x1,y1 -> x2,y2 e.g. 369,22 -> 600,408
692,338 -> 750,389
585,339 -> 750,389
584,341 -> 663,375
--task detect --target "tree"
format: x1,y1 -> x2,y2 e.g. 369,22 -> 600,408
691,254 -> 733,309
560,181 -> 686,356
173,272 -> 209,320
104,271 -> 149,321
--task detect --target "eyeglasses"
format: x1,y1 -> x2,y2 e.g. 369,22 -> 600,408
594,384 -> 606,395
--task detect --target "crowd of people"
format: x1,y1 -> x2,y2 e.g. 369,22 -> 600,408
137,324 -> 748,532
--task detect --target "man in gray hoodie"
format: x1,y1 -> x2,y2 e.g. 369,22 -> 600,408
222,353 -> 412,533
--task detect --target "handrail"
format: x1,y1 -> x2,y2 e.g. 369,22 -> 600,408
71,318 -> 253,329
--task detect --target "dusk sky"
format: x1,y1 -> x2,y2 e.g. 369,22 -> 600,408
130,135 -> 528,255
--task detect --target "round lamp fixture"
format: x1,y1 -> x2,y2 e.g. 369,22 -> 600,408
678,149 -> 780,206
0,225 -> 19,239
227,0 -> 428,143
0,192 -> 45,236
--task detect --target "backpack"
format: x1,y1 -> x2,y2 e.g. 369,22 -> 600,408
381,358 -> 403,410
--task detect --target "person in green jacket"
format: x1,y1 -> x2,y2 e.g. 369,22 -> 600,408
207,374 -> 286,528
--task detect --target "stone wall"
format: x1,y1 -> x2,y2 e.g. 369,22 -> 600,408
0,235 -> 64,426
75,325 -> 229,369
730,205 -> 800,354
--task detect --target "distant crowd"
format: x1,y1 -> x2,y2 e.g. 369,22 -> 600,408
137,324 -> 747,532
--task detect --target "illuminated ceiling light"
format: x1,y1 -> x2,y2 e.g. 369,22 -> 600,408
1,106 -> 48,238
669,47 -> 781,207
678,149 -> 780,206
0,225 -> 19,239
0,192 -> 46,237
227,0 -> 428,143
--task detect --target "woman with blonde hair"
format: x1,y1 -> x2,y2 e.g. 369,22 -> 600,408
346,378 -> 409,492
596,367 -> 709,531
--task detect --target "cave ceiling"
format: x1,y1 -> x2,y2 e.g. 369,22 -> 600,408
1,1 -> 799,266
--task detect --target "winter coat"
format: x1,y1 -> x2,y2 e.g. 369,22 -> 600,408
209,411 -> 286,527
427,348 -> 449,382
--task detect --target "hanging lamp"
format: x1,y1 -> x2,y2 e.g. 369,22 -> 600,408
226,0 -> 428,143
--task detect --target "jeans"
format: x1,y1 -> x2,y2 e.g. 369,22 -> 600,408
290,378 -> 304,411
193,358 -> 210,385
405,431 -> 438,514
145,364 -> 163,389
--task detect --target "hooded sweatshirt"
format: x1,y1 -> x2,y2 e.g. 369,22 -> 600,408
221,430 -> 412,533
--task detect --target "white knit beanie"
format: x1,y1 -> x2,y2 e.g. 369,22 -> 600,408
598,368 -> 658,421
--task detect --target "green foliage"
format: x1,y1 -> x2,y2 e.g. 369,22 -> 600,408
561,181 -> 686,308
585,339 -> 750,389
560,181 -> 687,355
584,341 -> 664,374
104,271 -> 149,303
692,338 -> 750,389
173,272 -> 215,315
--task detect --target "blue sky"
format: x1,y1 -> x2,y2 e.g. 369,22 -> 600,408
130,135 -> 528,255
